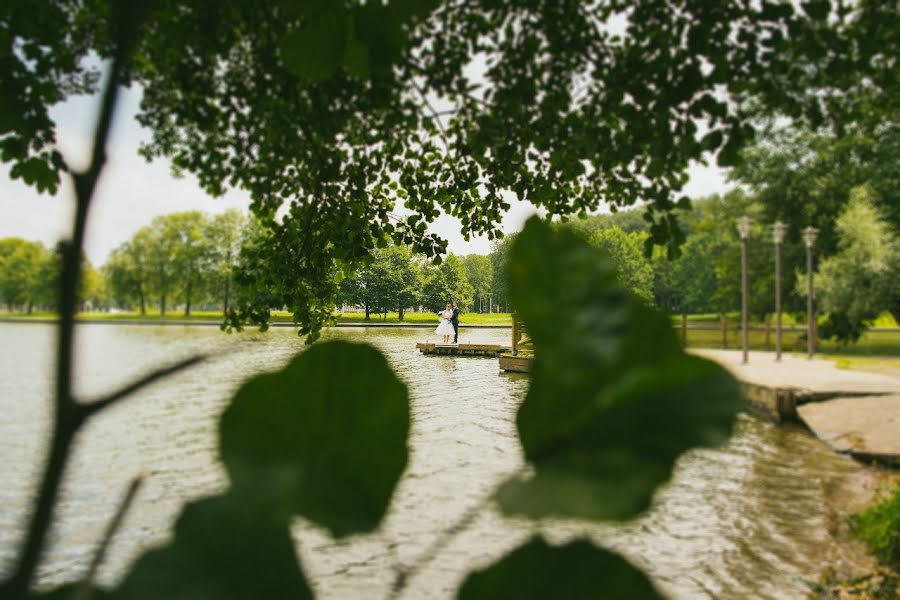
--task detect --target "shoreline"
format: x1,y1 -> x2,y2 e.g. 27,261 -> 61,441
0,317 -> 512,329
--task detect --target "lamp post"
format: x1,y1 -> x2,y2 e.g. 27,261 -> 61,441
772,221 -> 788,361
803,226 -> 819,359
736,216 -> 752,364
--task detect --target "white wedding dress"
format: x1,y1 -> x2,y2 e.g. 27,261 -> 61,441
434,311 -> 455,336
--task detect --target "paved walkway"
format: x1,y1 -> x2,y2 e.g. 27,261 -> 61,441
690,349 -> 900,395
692,349 -> 900,465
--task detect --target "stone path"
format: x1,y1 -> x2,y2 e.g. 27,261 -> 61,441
691,349 -> 900,465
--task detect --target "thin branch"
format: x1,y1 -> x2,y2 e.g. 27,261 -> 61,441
409,77 -> 452,154
3,7 -> 146,594
82,354 -> 209,417
71,477 -> 143,600
386,491 -> 494,600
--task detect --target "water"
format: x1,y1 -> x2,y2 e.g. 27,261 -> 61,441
0,322 -> 878,598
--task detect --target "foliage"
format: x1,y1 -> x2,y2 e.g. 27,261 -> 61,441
14,218 -> 743,599
462,254 -> 493,313
7,1 -> 895,339
220,341 -> 409,538
852,481 -> 900,571
458,536 -> 664,600
496,218 -> 742,521
589,226 -> 654,304
205,210 -> 252,315
420,253 -> 473,313
104,238 -> 150,315
488,234 -> 515,313
104,211 -> 256,316
814,187 -> 900,343
0,238 -> 59,312
338,244 -> 420,320
732,120 -> 900,315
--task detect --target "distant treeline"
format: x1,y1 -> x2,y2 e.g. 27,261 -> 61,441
0,210 -> 251,316
4,180 -> 897,344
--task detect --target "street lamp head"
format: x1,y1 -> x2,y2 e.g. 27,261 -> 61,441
772,221 -> 788,244
736,216 -> 753,240
802,226 -> 819,248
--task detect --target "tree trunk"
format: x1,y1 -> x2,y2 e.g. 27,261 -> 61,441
27,300 -> 33,315
138,287 -> 146,315
398,307 -> 405,321
160,293 -> 166,316
184,281 -> 192,317
223,279 -> 230,315
365,305 -> 370,320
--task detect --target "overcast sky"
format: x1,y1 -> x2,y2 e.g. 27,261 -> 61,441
0,85 -> 731,266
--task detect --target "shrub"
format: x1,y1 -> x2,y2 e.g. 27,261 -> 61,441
853,481 -> 900,571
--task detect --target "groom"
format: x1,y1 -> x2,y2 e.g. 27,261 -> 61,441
451,301 -> 460,343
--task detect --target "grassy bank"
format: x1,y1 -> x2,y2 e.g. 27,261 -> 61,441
333,311 -> 512,325
4,311 -> 899,357
0,310 -> 514,326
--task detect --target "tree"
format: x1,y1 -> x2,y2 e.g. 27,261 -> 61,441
206,210 -> 250,315
164,211 -> 212,317
732,121 -> 900,312
79,259 -> 106,311
814,186 -> 900,343
488,235 -> 515,313
0,238 -> 55,312
462,254 -> 492,313
337,244 -> 421,321
104,239 -> 150,314
420,254 -> 474,314
7,1 -> 895,340
589,227 -> 654,304
141,217 -> 179,316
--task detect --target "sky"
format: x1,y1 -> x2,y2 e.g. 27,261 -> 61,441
0,85 -> 732,266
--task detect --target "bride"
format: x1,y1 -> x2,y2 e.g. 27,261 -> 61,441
435,303 -> 455,343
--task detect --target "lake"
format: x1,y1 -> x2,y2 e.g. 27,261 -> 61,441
0,322 -> 878,598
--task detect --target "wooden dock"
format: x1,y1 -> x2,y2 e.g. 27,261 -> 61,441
499,353 -> 533,373
416,343 -> 511,357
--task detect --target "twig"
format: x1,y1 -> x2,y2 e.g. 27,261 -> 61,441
71,477 -> 143,600
386,491 -> 494,600
82,354 -> 209,417
2,8 -> 148,596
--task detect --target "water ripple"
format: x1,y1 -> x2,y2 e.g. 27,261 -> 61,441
0,323 -> 878,599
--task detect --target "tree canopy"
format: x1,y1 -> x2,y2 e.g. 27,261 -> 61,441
4,0 -> 897,338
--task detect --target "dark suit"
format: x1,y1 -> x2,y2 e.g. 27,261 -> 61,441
451,306 -> 460,343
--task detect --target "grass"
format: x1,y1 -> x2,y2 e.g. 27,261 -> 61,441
852,481 -> 900,571
0,310 -> 514,326
334,311 -> 513,325
679,327 -> 900,357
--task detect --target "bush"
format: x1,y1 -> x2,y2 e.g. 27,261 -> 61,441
853,481 -> 900,571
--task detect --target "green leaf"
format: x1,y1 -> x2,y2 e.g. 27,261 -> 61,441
109,494 -> 312,600
497,218 -> 741,521
279,7 -> 347,82
220,341 -> 410,537
801,1 -> 830,21
457,536 -> 665,599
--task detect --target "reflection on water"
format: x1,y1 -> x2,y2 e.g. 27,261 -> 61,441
0,322 -> 877,598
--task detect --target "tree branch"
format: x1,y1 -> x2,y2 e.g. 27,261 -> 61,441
82,354 -> 209,417
72,477 -> 143,600
3,7 -> 148,595
386,490 -> 495,600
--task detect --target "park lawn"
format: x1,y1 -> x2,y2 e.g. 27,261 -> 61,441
681,327 -> 900,357
334,311 -> 513,325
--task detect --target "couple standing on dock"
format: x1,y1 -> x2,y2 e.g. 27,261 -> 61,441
435,301 -> 460,344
